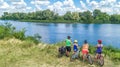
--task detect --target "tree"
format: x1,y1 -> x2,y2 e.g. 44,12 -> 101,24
93,9 -> 101,19
110,14 -> 120,23
93,9 -> 110,23
2,12 -> 9,20
81,10 -> 93,23
42,9 -> 54,20
63,11 -> 72,20
35,11 -> 43,20
1,9 -> 120,24
72,12 -> 80,21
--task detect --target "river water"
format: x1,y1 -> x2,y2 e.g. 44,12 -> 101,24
0,20 -> 120,48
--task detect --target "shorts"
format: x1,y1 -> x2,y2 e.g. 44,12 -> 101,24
96,50 -> 102,54
97,52 -> 102,54
82,49 -> 88,55
96,51 -> 102,54
73,49 -> 78,52
66,46 -> 71,52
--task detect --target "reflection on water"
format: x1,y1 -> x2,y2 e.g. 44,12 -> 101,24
0,20 -> 120,48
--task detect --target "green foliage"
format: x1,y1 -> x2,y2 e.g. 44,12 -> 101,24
63,11 -> 73,20
89,45 -> 96,54
110,14 -> 120,23
1,9 -> 120,23
0,23 -> 15,39
0,23 -> 41,44
13,28 -> 26,40
102,45 -> 120,61
25,35 -> 40,44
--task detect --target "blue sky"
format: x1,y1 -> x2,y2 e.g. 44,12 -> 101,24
0,0 -> 120,16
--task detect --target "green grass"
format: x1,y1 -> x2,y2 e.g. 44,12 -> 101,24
0,38 -> 120,67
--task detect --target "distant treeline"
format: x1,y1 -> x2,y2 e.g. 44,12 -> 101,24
1,9 -> 120,23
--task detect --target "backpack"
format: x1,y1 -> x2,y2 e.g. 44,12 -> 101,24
59,46 -> 66,54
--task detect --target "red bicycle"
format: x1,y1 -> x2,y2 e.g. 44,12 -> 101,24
94,53 -> 104,66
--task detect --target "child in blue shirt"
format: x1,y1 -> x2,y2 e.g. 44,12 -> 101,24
73,40 -> 79,53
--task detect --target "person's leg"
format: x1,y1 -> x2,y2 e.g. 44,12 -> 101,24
66,46 -> 68,56
67,46 -> 71,57
98,52 -> 102,59
95,50 -> 99,59
67,51 -> 70,57
82,50 -> 86,61
96,53 -> 99,59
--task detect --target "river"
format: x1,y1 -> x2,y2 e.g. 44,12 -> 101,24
0,20 -> 120,48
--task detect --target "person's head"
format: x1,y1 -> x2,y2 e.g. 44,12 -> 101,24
74,40 -> 78,43
98,40 -> 102,44
84,40 -> 87,44
67,36 -> 71,39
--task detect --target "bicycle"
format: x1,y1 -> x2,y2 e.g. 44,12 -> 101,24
58,46 -> 66,58
82,53 -> 93,65
94,53 -> 104,66
70,50 -> 80,61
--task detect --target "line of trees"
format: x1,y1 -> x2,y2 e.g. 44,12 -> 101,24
1,9 -> 120,23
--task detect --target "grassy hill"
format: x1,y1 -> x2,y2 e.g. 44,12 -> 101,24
0,38 -> 120,67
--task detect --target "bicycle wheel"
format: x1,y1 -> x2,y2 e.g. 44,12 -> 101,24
70,54 -> 75,62
99,56 -> 104,66
87,55 -> 93,65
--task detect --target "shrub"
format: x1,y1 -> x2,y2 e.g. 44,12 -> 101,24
0,22 -> 41,44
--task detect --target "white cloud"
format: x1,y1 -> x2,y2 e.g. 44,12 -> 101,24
63,0 -> 76,12
63,0 -> 74,7
0,1 -> 9,9
1,0 -> 120,16
11,0 -> 27,9
47,0 -> 82,15
11,0 -> 26,6
106,0 -> 116,3
9,0 -> 33,13
47,1 -> 64,15
90,1 -> 98,7
85,0 -> 120,14
86,0 -> 90,4
26,7 -> 32,10
80,1 -> 87,10
88,1 -> 99,10
48,1 -> 63,11
31,1 -> 50,5
31,0 -> 50,11
0,0 -> 3,2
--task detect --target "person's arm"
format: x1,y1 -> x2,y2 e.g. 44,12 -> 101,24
87,44 -> 89,52
76,44 -> 78,47
70,40 -> 72,44
77,44 -> 80,50
101,44 -> 103,48
76,44 -> 78,48
87,44 -> 89,50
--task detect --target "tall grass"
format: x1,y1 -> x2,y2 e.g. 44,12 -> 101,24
0,22 -> 41,44
0,39 -> 120,67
